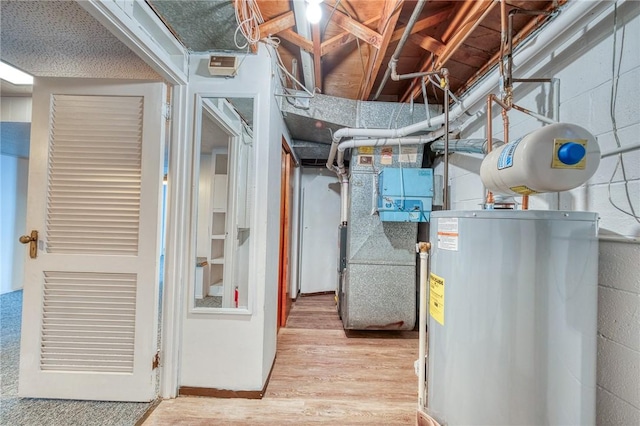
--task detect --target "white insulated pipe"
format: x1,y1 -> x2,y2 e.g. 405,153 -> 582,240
326,0 -> 608,173
332,130 -> 447,177
418,244 -> 429,409
340,175 -> 349,223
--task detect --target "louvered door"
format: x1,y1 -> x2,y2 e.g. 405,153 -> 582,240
19,78 -> 165,402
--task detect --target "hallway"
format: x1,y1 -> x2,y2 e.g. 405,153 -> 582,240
144,294 -> 419,424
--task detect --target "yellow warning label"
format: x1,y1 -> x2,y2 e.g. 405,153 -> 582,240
429,272 -> 445,326
359,146 -> 374,155
510,185 -> 540,196
551,138 -> 587,169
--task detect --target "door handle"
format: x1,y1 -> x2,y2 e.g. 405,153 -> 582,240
19,230 -> 38,259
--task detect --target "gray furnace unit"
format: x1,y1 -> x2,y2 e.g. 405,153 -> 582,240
340,145 -> 428,330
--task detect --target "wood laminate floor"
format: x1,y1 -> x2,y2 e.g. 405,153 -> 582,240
144,294 -> 419,425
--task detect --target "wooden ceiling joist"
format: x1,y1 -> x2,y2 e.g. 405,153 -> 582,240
390,4 -> 455,43
279,28 -> 314,54
257,11 -> 295,38
330,8 -> 383,49
400,0 -> 498,103
321,16 -> 380,57
359,0 -> 404,100
456,0 -> 561,96
435,0 -> 498,68
409,34 -> 446,57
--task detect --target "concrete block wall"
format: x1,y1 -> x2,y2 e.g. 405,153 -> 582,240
434,2 -> 640,423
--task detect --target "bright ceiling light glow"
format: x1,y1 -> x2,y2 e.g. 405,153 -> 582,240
306,2 -> 322,24
0,61 -> 33,85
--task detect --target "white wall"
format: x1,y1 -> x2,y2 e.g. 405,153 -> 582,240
434,2 -> 640,423
1,156 -> 28,294
179,45 -> 284,391
1,96 -> 32,295
1,97 -> 32,122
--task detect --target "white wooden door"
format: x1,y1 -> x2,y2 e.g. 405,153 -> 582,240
299,168 -> 341,294
18,78 -> 165,402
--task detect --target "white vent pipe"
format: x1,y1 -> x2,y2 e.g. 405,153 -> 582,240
334,130 -> 446,174
417,242 -> 430,409
326,0 -> 608,173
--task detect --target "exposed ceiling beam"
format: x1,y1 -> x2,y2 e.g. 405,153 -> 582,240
257,11 -> 295,38
279,28 -> 314,53
330,8 -> 383,49
400,0 -> 497,102
321,16 -> 380,57
359,0 -> 404,100
312,23 -> 322,92
409,34 -> 446,56
435,0 -> 498,68
455,0 -> 562,97
390,4 -> 455,42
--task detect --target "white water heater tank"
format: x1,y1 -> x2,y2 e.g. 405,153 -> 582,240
480,123 -> 600,196
428,210 -> 598,425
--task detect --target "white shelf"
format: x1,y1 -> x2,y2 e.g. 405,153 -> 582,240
211,234 -> 225,240
211,256 -> 225,264
209,281 -> 223,297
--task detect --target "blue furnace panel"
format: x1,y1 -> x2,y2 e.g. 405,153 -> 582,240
378,168 -> 433,222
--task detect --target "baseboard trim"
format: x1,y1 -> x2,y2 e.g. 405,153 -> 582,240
178,355 -> 276,399
300,291 -> 335,297
179,386 -> 263,399
134,398 -> 161,426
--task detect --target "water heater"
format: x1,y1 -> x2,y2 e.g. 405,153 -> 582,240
428,210 -> 598,425
480,123 -> 600,196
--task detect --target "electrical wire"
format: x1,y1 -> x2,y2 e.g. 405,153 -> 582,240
606,1 -> 639,223
233,0 -> 264,48
262,36 -> 316,101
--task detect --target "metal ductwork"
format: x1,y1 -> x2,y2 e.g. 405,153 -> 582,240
280,93 -> 440,163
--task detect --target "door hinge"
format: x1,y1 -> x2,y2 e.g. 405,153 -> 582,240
152,351 -> 160,370
163,103 -> 172,121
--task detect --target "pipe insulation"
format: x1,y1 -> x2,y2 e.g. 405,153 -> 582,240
334,129 -> 446,175
417,244 -> 429,408
326,0 -> 609,172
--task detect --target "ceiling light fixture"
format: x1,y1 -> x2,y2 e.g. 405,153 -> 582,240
306,0 -> 323,25
0,61 -> 33,85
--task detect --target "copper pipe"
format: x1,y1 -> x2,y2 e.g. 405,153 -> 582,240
522,195 -> 529,210
511,103 -> 556,125
499,0 -> 508,84
502,108 -> 509,143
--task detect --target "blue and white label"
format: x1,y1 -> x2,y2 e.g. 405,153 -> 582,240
497,138 -> 523,170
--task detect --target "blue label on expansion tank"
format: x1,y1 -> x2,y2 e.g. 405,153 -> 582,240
497,137 -> 523,170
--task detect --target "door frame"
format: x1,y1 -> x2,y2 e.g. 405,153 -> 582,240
277,142 -> 294,328
78,0 -> 189,399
